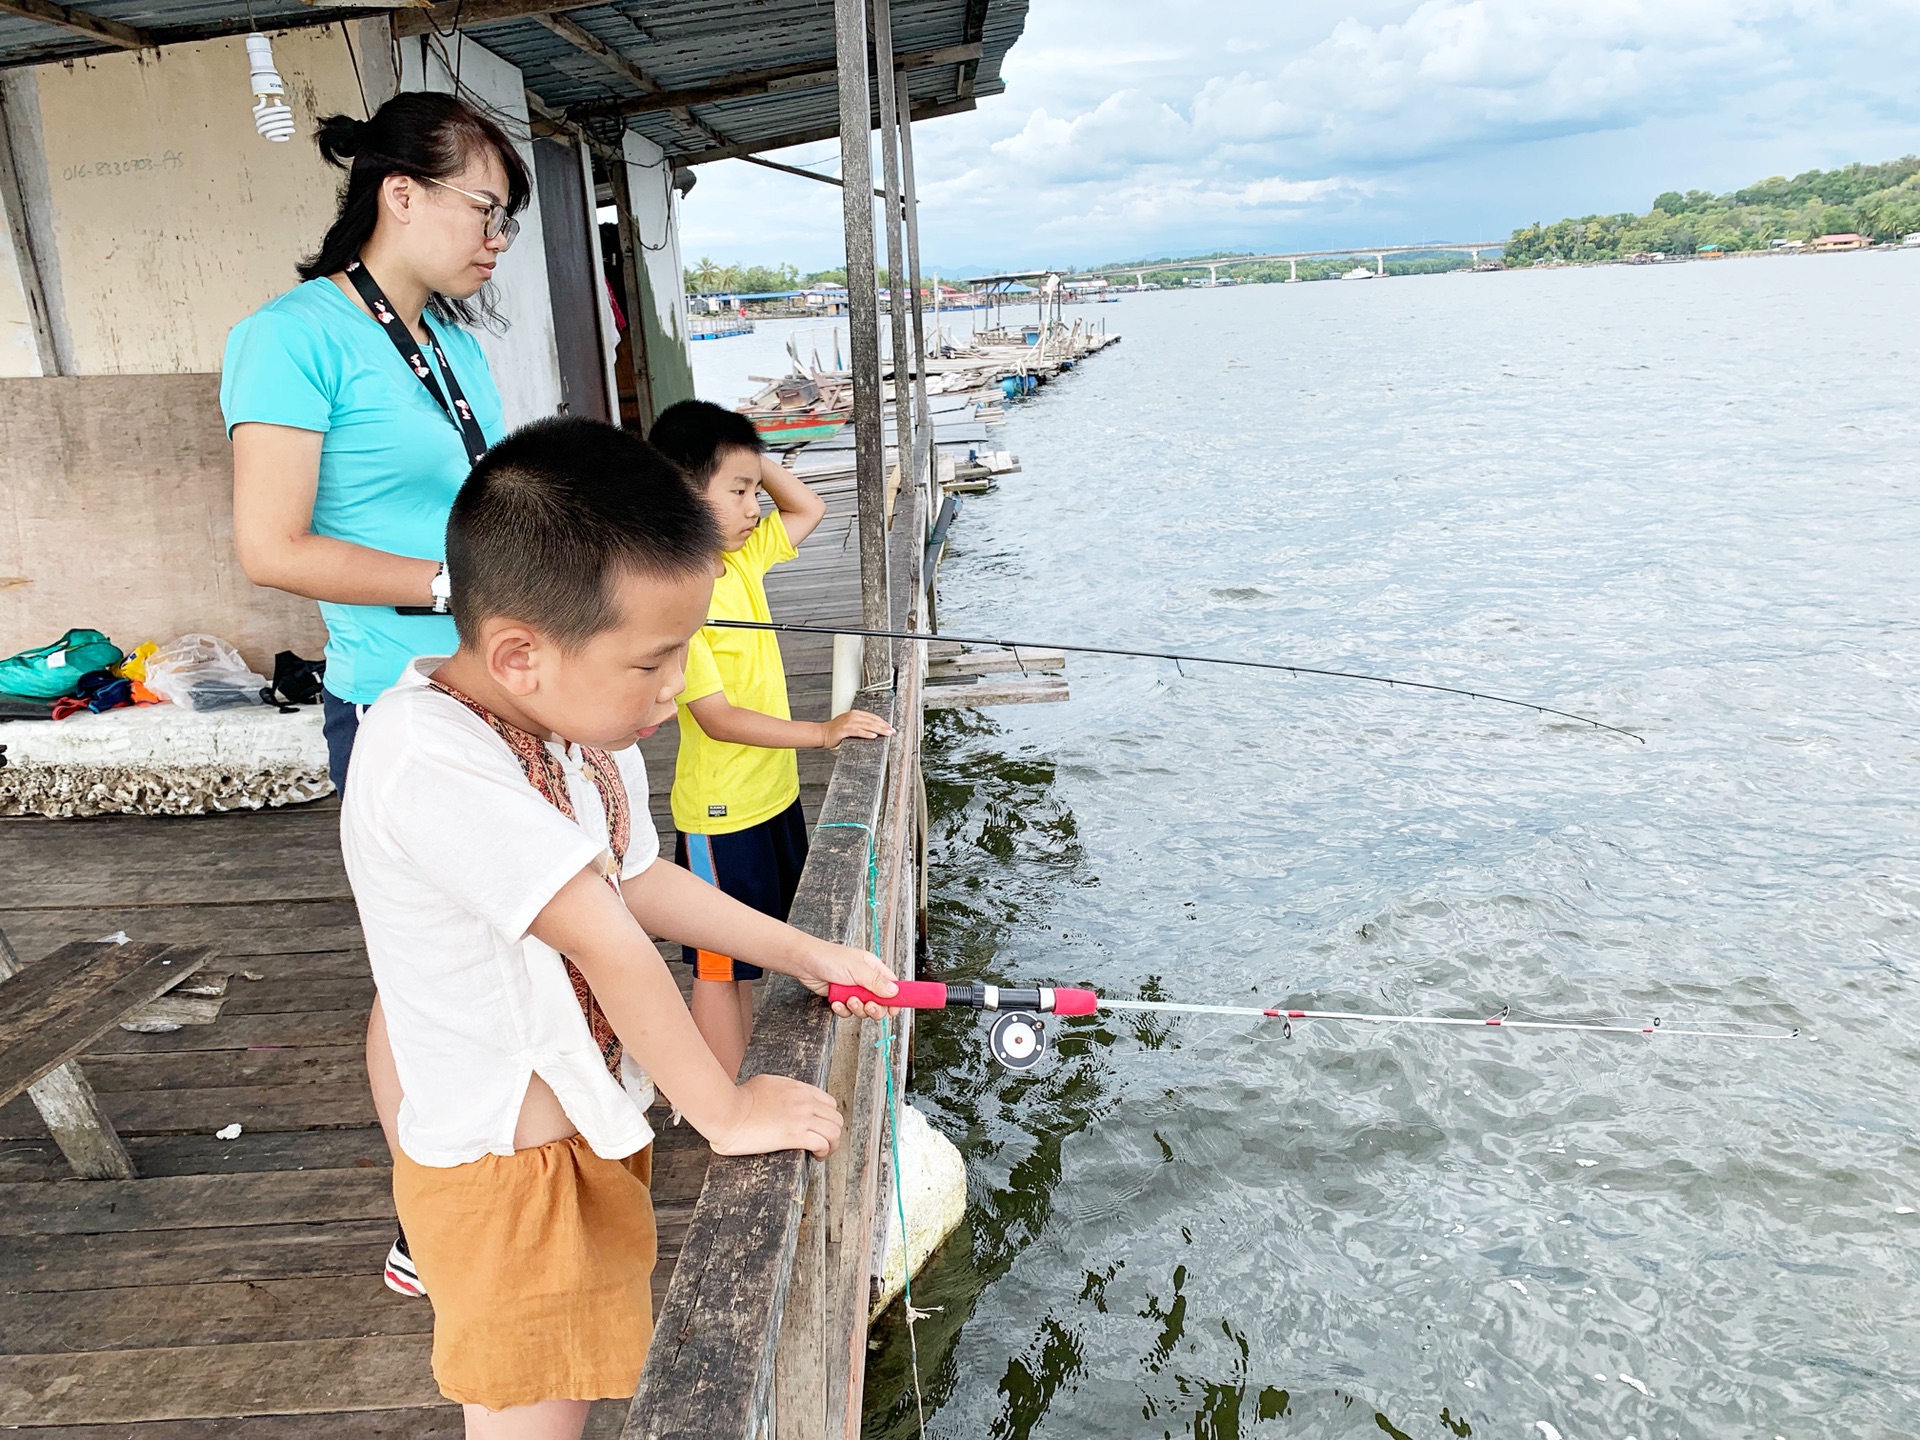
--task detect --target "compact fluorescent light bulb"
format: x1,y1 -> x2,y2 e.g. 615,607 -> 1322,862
246,33 -> 295,142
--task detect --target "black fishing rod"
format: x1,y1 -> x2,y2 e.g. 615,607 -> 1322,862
707,619 -> 1644,743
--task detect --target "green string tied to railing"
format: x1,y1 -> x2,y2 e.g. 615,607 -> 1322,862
815,818 -> 928,1436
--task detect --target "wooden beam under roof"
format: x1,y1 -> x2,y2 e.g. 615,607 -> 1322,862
956,0 -> 989,97
0,0 -> 151,49
393,0 -> 609,39
580,42 -> 981,120
675,94 -> 974,166
528,11 -> 738,160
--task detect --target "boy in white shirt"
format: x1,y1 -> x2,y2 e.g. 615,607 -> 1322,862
340,417 -> 896,1439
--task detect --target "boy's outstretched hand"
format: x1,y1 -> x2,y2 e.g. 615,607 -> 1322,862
792,940 -> 899,1020
711,1074 -> 843,1159
818,709 -> 894,750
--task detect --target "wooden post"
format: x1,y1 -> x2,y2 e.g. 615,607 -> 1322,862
870,0 -> 913,489
0,74 -> 62,377
836,0 -> 891,684
772,1158 -> 829,1439
894,66 -> 932,459
609,146 -> 656,425
0,934 -> 133,1180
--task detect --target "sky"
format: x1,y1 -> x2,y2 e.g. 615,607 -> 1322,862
675,0 -> 1920,277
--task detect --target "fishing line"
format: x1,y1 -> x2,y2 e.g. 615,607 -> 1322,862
707,619 -> 1643,743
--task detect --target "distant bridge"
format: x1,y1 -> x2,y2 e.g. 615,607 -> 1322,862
1086,242 -> 1508,286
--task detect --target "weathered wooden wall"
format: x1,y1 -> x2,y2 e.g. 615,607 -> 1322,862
0,374 -> 328,671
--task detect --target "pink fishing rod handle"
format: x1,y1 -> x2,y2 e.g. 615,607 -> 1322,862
1051,987 -> 1100,1015
828,979 -> 948,1009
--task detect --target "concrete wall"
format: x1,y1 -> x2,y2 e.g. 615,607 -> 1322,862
0,374 -> 329,670
17,30 -> 363,375
623,130 -> 694,416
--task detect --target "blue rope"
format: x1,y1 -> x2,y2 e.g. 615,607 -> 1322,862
815,818 -> 927,1432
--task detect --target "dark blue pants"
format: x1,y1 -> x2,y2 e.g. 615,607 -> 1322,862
321,690 -> 364,795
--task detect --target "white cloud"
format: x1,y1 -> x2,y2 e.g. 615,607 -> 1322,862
1189,0 -> 1792,163
677,0 -> 1920,271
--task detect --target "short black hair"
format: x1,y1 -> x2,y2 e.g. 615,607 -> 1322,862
447,418 -> 720,648
648,399 -> 766,484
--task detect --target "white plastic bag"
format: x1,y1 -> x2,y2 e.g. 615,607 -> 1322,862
143,634 -> 269,712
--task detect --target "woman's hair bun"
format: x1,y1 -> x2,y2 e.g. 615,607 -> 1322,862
314,113 -> 367,167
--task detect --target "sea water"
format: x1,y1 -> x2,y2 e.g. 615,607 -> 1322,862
841,254 -> 1920,1438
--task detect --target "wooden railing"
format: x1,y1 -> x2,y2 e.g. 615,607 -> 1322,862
625,487 -> 925,1440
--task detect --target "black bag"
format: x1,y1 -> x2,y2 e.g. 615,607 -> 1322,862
263,651 -> 326,710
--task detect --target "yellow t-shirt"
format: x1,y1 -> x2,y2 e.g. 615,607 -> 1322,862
671,511 -> 801,834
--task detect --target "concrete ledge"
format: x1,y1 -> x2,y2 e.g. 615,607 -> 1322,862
0,705 -> 331,818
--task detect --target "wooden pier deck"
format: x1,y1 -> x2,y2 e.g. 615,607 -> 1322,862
0,480 -> 866,1434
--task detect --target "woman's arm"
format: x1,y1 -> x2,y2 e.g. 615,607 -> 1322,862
760,453 -> 828,547
232,422 -> 442,606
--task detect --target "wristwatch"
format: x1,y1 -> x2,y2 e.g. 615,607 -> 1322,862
396,562 -> 452,616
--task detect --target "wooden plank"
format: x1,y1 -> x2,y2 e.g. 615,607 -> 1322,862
925,647 -> 1064,678
0,1274 -> 428,1354
0,1167 -> 395,1236
0,942 -> 210,1106
0,0 -> 149,47
0,1218 -> 401,1293
0,1335 -> 441,1425
924,675 -> 1070,709
772,1160 -> 829,1439
78,1042 -> 369,1094
92,1008 -> 372,1055
0,1080 -> 380,1139
0,901 -> 363,964
0,1410 -> 463,1440
218,974 -> 372,1016
0,1126 -> 390,1184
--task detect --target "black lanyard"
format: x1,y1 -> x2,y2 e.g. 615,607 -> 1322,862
344,259 -> 489,465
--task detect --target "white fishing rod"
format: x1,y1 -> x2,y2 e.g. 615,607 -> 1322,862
708,618 -> 1644,743
827,981 -> 1799,1070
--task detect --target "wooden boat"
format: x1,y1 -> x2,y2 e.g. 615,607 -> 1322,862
737,371 -> 851,447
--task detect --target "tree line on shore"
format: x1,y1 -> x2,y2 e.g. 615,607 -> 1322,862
1505,156 -> 1920,265
685,155 -> 1919,297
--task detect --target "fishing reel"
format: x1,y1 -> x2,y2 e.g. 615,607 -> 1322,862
830,980 -> 1095,1073
987,1010 -> 1048,1072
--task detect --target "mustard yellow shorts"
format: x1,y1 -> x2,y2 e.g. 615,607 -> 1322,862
392,1134 -> 656,1411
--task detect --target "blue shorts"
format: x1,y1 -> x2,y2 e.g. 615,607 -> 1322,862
674,798 -> 809,982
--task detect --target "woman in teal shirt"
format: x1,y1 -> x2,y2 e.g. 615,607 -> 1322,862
224,91 -> 526,791
223,90 -> 529,1302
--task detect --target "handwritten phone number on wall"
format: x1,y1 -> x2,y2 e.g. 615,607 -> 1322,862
62,153 -> 185,180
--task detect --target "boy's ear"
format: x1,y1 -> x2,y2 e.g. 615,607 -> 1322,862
481,619 -> 543,696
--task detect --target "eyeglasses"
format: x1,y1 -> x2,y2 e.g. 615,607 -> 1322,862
424,176 -> 520,248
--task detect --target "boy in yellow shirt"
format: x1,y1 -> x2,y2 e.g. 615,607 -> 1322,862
648,400 -> 892,1075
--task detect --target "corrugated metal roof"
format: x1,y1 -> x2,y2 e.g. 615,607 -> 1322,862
0,0 -> 1025,162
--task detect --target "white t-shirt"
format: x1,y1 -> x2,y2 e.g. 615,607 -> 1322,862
341,657 -> 659,1167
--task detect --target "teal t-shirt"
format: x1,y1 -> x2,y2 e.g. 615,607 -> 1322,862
220,277 -> 507,704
